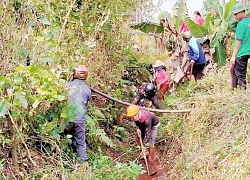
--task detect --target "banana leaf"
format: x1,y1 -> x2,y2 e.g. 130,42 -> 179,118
158,11 -> 171,21
129,22 -> 164,34
211,20 -> 228,47
184,18 -> 209,38
213,42 -> 227,67
204,0 -> 220,12
215,1 -> 224,19
223,0 -> 235,20
172,0 -> 187,28
204,13 -> 215,35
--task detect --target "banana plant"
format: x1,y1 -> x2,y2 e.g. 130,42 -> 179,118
129,0 -> 213,85
129,0 -> 186,33
129,0 -> 237,86
185,0 -> 236,66
129,21 -> 164,34
172,0 -> 188,28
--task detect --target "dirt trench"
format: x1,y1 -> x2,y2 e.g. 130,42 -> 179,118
136,138 -> 182,180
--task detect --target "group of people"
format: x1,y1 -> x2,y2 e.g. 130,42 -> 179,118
179,11 -> 207,82
180,3 -> 250,90
63,2 -> 250,168
64,60 -> 169,165
116,60 -> 169,164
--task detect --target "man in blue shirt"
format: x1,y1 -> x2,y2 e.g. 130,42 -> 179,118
182,31 -> 206,81
65,65 -> 91,164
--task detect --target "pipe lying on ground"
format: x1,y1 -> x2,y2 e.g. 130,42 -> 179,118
90,87 -> 191,113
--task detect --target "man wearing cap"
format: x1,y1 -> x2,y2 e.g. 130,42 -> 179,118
126,105 -> 160,163
182,31 -> 206,81
64,65 -> 91,164
152,60 -> 169,100
230,2 -> 250,90
132,82 -> 162,109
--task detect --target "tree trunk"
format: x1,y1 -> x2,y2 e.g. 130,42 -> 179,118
221,0 -> 225,6
10,122 -> 19,169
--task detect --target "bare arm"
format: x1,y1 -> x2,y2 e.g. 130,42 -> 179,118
132,93 -> 141,105
230,40 -> 242,66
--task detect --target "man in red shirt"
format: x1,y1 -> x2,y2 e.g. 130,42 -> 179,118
126,105 -> 160,163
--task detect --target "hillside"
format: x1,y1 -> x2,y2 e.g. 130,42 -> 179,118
163,69 -> 250,179
1,1 -> 250,180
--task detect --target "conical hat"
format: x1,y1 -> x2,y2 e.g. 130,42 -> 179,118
153,60 -> 164,68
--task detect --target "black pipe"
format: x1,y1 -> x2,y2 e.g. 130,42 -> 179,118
90,87 -> 191,113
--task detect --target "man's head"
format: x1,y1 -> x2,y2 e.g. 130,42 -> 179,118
145,83 -> 156,97
73,65 -> 88,80
232,2 -> 247,21
126,105 -> 139,122
182,31 -> 192,42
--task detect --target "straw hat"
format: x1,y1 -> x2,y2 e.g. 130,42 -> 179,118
153,60 -> 164,68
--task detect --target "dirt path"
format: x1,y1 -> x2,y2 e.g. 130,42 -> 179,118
136,158 -> 167,180
136,138 -> 183,180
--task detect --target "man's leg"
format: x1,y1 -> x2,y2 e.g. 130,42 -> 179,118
151,96 -> 162,109
64,122 -> 77,151
230,66 -> 238,90
158,84 -> 169,101
234,55 -> 249,89
148,123 -> 160,161
74,123 -> 87,163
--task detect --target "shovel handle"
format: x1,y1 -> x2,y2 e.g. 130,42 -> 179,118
189,62 -> 193,81
139,135 -> 150,176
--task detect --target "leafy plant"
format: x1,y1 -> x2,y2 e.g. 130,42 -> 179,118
91,155 -> 144,180
86,105 -> 115,148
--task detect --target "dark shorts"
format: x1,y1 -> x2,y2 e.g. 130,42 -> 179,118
187,63 -> 205,80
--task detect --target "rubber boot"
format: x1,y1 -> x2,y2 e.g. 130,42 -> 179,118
148,147 -> 155,162
148,147 -> 158,176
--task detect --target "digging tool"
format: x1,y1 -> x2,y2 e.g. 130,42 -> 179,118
189,62 -> 193,81
138,135 -> 157,176
189,61 -> 194,81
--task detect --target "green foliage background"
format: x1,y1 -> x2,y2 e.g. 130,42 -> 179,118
0,0 -> 148,179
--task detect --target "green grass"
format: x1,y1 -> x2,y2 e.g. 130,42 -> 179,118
161,69 -> 250,179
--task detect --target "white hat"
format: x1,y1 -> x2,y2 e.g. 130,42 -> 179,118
153,60 -> 164,68
182,31 -> 192,39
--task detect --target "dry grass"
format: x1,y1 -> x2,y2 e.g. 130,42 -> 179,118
170,69 -> 250,179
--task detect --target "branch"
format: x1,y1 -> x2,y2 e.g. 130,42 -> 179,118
56,0 -> 76,66
90,87 -> 191,113
8,111 -> 37,167
58,0 -> 76,42
148,32 -> 163,39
